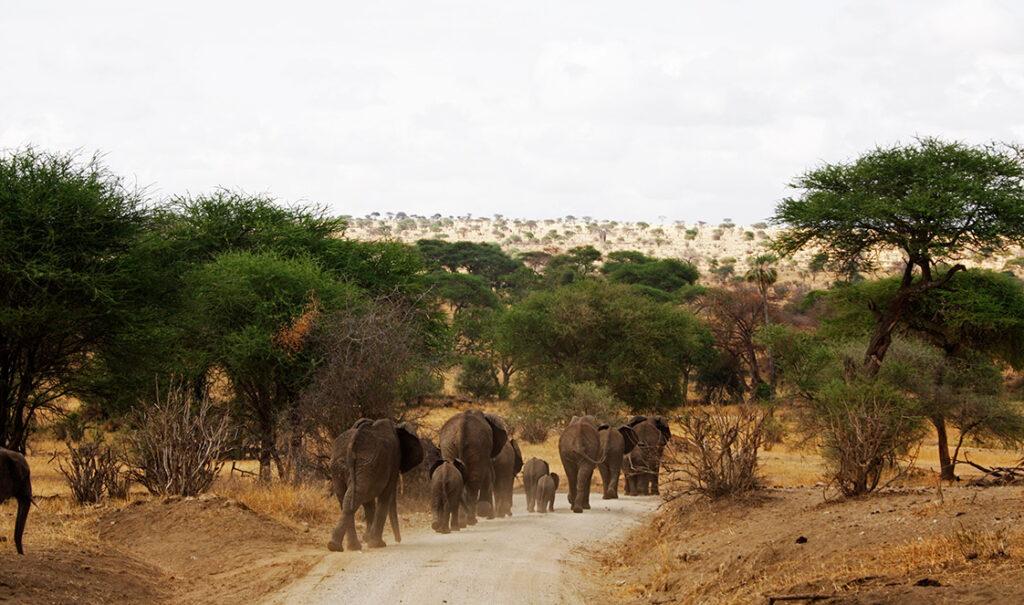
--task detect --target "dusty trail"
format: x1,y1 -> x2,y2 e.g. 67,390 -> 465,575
266,493 -> 660,605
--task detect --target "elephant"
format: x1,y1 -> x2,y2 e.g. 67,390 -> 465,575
0,448 -> 31,555
624,415 -> 672,495
536,472 -> 559,513
429,458 -> 467,534
328,418 -> 423,551
490,438 -> 523,518
521,457 -> 550,513
558,416 -> 604,513
438,410 -> 507,525
597,424 -> 638,499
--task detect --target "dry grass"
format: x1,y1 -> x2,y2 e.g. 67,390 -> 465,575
212,478 -> 336,528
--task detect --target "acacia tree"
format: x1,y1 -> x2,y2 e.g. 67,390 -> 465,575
0,149 -> 145,451
773,139 -> 1024,375
823,270 -> 1024,479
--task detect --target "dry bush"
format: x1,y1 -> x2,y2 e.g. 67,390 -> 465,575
671,406 -> 769,498
297,298 -> 435,479
214,478 -> 335,527
809,381 -> 924,497
57,436 -> 124,504
509,411 -> 549,444
123,385 -> 232,497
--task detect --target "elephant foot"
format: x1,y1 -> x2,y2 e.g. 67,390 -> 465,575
582,503 -> 591,510
571,506 -> 583,513
327,540 -> 344,552
367,538 -> 387,549
466,516 -> 477,526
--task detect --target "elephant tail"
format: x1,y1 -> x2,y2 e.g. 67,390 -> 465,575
14,494 -> 29,555
388,488 -> 401,543
578,449 -> 606,467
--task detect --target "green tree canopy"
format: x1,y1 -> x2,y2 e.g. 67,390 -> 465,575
601,251 -> 699,293
0,149 -> 146,451
773,138 -> 1024,373
500,280 -> 712,412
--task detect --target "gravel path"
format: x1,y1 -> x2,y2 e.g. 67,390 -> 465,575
265,493 -> 661,605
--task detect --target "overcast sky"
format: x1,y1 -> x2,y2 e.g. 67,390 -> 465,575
3,1 -> 1023,223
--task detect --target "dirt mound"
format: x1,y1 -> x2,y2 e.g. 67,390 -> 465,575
100,494 -> 321,604
0,542 -> 167,605
595,486 -> 1024,604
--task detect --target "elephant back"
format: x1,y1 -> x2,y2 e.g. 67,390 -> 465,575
438,410 -> 501,487
558,420 -> 602,463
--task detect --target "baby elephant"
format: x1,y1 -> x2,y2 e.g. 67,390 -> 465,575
536,472 -> 559,513
522,457 -> 550,513
430,458 -> 467,533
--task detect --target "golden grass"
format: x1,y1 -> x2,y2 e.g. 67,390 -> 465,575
212,477 -> 336,528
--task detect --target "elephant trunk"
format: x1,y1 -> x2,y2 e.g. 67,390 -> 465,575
14,495 -> 29,555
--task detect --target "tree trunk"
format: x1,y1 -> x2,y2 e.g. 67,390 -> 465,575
932,415 -> 956,481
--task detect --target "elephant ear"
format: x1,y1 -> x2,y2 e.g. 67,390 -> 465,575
452,458 -> 468,482
597,423 -> 610,431
353,417 -> 374,430
619,425 -> 639,454
653,416 -> 672,445
510,439 -> 524,475
484,414 -> 508,458
626,415 -> 647,428
396,423 -> 425,473
549,472 -> 560,490
428,458 -> 445,478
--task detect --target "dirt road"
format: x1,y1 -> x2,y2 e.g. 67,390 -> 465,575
266,493 -> 660,605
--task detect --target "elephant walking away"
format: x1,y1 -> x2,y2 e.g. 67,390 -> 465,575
521,457 -> 550,513
429,459 -> 467,534
0,448 -> 31,555
491,438 -> 522,517
625,416 -> 672,495
438,410 -> 508,525
558,416 -> 604,513
597,424 -> 638,499
328,419 -> 423,551
536,472 -> 559,513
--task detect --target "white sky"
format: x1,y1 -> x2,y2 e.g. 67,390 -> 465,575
3,1 -> 1023,223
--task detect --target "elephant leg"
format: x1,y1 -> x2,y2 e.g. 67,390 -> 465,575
597,462 -> 611,500
366,483 -> 393,548
328,477 -> 348,551
579,463 -> 594,510
525,480 -> 534,513
563,459 -> 579,511
607,459 -> 621,499
651,470 -> 660,495
464,485 -> 480,525
361,501 -> 375,542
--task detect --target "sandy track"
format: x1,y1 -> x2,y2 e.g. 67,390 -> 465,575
266,493 -> 660,605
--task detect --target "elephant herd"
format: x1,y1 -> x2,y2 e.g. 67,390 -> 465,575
325,410 -> 672,552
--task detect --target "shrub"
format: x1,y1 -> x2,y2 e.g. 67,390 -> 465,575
673,406 -> 769,498
457,355 -> 501,400
58,435 -> 126,504
123,385 -> 233,497
509,411 -> 550,444
808,380 -> 925,496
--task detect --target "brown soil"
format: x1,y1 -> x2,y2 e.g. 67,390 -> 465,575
593,486 -> 1024,605
98,495 -> 322,604
0,494 -> 322,605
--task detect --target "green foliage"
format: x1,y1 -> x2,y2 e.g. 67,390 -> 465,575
0,148 -> 146,450
501,280 -> 712,412
415,239 -> 524,291
457,355 -> 501,400
423,271 -> 499,313
774,138 -> 1024,275
601,251 -> 699,293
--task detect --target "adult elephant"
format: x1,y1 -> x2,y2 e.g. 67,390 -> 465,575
328,418 -> 423,552
558,416 -> 604,513
0,448 -> 31,555
624,415 -> 672,495
597,424 -> 638,499
438,410 -> 508,525
490,438 -> 523,517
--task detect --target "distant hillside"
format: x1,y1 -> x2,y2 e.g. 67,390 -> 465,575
345,214 -> 1024,285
